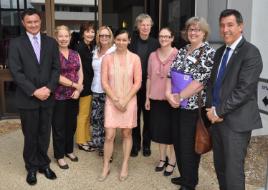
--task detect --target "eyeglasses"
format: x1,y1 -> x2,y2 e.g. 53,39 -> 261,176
187,28 -> 201,33
99,34 -> 111,38
159,35 -> 172,39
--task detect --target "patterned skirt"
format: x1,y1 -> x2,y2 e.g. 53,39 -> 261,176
90,93 -> 106,150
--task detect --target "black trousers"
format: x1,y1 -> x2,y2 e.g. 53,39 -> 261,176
211,124 -> 251,190
171,108 -> 200,189
132,85 -> 151,149
52,99 -> 78,159
19,107 -> 52,172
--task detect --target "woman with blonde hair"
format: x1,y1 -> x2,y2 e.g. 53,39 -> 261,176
166,17 -> 215,190
91,26 -> 116,156
52,25 -> 83,169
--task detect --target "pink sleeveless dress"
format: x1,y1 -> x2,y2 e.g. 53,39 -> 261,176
103,51 -> 142,128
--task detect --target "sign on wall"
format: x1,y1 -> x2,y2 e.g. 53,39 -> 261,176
258,78 -> 268,115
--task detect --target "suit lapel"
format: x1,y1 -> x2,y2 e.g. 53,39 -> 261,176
39,34 -> 48,65
221,38 -> 245,83
23,35 -> 39,64
212,47 -> 225,86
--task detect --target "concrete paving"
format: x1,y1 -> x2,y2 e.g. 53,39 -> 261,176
0,128 -> 262,190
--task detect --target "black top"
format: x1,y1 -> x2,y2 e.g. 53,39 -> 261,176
75,40 -> 94,97
129,31 -> 159,86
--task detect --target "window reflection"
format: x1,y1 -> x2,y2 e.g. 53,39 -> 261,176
4,81 -> 17,113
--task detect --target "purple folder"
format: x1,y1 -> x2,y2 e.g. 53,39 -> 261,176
170,69 -> 193,107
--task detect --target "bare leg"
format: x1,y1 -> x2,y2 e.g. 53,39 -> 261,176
101,128 -> 116,177
120,128 -> 132,178
158,144 -> 167,166
166,145 -> 176,172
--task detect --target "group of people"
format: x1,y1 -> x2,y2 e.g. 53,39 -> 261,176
8,7 -> 263,190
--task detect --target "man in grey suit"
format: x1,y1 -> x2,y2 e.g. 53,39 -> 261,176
8,9 -> 60,185
206,9 -> 263,190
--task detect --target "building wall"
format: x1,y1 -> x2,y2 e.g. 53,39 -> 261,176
196,0 -> 268,136
251,0 -> 268,136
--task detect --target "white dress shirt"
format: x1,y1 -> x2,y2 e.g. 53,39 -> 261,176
26,32 -> 41,50
91,45 -> 116,93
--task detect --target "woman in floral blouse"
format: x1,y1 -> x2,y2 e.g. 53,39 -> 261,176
166,17 -> 215,190
52,25 -> 83,169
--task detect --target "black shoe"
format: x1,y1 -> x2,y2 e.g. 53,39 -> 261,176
98,149 -> 104,157
130,147 -> 139,157
39,168 -> 57,180
26,171 -> 37,185
163,162 -> 176,176
65,154 -> 79,162
57,160 -> 69,170
179,186 -> 194,190
143,147 -> 151,157
171,177 -> 182,185
155,157 -> 168,172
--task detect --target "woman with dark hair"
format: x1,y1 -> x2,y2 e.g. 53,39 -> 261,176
145,27 -> 178,176
98,29 -> 142,182
75,22 -> 96,151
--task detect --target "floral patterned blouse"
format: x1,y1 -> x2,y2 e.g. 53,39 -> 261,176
55,49 -> 80,100
169,41 -> 215,110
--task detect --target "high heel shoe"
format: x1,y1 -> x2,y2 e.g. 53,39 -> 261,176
65,153 -> 78,162
163,163 -> 176,176
97,170 -> 110,182
57,159 -> 69,169
155,160 -> 166,172
155,156 -> 168,172
78,144 -> 91,152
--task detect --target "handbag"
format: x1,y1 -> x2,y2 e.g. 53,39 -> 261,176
195,92 -> 212,154
193,46 -> 212,154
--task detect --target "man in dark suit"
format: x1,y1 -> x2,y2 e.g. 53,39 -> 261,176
206,9 -> 263,190
8,9 -> 60,185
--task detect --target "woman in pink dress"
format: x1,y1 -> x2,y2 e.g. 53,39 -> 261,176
98,29 -> 142,182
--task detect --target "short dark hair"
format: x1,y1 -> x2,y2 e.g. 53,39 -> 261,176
159,27 -> 175,38
21,8 -> 41,20
114,28 -> 130,39
219,9 -> 243,24
80,21 -> 95,38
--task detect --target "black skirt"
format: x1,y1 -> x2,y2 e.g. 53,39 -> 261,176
149,99 -> 173,144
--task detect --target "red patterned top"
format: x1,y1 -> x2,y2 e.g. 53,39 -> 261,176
55,49 -> 80,100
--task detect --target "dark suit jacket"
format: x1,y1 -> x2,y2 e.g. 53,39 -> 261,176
206,37 -> 263,132
8,33 -> 60,109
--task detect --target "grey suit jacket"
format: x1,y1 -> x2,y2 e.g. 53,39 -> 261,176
206,37 -> 263,132
8,33 -> 60,109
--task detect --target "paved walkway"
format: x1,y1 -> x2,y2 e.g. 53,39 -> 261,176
0,128 -> 262,190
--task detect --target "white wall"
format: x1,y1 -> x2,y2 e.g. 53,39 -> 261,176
55,11 -> 95,21
250,0 -> 268,136
227,0 -> 252,40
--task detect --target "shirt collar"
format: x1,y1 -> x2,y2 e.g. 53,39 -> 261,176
227,35 -> 242,50
26,32 -> 41,41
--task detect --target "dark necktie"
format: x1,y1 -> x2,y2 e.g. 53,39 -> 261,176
212,47 -> 231,106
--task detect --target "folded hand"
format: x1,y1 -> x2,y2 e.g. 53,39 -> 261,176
206,108 -> 223,124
